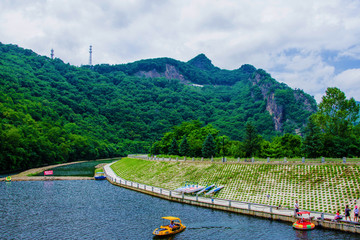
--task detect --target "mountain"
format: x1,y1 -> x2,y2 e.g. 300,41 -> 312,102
187,53 -> 216,71
0,42 -> 316,172
93,54 -> 317,133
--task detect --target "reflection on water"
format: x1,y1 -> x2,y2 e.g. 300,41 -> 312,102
295,230 -> 309,239
153,235 -> 175,240
0,181 -> 357,240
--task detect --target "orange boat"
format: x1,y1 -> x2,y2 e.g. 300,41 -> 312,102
293,211 -> 315,230
153,216 -> 186,237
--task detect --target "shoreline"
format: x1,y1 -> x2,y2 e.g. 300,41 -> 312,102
1,176 -> 93,181
104,162 -> 360,234
114,157 -> 360,216
2,160 -> 359,233
0,161 -> 94,181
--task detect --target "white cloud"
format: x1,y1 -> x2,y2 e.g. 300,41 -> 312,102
332,69 -> 360,100
0,0 -> 360,101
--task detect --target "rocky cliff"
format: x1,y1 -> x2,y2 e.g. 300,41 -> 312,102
249,71 -> 316,132
134,64 -> 187,82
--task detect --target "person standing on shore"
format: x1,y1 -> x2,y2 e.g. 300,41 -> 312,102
354,206 -> 359,222
345,205 -> 351,221
294,200 -> 299,216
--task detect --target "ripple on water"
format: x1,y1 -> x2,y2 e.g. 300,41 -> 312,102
0,180 -> 357,240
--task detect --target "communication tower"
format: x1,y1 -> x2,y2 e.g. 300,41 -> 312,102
89,45 -> 93,66
51,49 -> 54,59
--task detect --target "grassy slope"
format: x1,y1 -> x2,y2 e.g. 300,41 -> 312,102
111,158 -> 360,214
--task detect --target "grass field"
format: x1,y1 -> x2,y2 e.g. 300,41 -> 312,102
111,158 -> 360,214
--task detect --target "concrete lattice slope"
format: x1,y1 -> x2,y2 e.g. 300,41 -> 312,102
111,158 -> 360,214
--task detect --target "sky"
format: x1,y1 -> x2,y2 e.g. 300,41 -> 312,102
1,0 -> 360,102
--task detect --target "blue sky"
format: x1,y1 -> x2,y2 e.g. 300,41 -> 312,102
1,0 -> 359,102
321,50 -> 360,74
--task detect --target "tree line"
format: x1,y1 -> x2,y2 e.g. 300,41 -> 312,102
151,87 -> 360,159
0,42 -> 325,172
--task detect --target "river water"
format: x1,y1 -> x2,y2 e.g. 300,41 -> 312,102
0,180 -> 356,239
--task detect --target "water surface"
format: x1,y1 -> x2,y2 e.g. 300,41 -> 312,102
0,181 -> 356,239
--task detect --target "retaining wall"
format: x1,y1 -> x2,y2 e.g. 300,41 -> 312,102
104,163 -> 360,234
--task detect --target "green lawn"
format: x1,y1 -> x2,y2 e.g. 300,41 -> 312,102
111,157 -> 360,214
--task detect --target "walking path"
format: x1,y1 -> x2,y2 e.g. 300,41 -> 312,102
104,162 -> 360,234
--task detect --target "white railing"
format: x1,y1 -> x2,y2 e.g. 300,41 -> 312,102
103,164 -> 336,222
128,155 -> 359,164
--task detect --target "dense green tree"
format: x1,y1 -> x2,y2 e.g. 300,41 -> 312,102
243,122 -> 261,158
169,138 -> 179,155
278,134 -> 301,157
259,138 -> 282,158
173,120 -> 202,139
217,135 -> 231,158
302,116 -> 323,158
179,136 -> 190,156
202,134 -> 216,158
314,87 -> 359,138
228,140 -> 243,158
188,124 -> 219,157
312,87 -> 360,157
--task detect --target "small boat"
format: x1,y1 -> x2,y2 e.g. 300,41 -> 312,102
183,185 -> 204,194
205,186 -> 224,196
293,211 -> 315,230
196,184 -> 215,195
94,171 -> 106,180
153,216 -> 186,237
5,176 -> 11,182
174,182 -> 204,194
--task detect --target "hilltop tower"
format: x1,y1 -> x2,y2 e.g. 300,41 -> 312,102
89,45 -> 92,66
51,49 -> 54,59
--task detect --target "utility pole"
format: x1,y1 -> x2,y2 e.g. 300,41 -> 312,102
89,45 -> 92,66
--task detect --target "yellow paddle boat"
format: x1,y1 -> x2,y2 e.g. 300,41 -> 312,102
153,216 -> 186,237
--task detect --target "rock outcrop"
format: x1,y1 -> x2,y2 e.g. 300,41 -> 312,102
134,64 -> 186,82
249,72 -> 316,132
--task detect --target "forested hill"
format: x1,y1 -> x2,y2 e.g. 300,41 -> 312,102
0,42 -> 316,172
93,53 -> 317,132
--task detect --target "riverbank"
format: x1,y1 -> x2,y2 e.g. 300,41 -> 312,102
0,158 -> 121,181
104,161 -> 360,234
0,161 -> 92,181
111,157 -> 360,215
2,176 -> 93,181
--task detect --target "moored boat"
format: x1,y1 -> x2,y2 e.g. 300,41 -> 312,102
196,184 -> 215,195
183,185 -> 204,194
94,171 -> 106,180
205,186 -> 224,196
174,182 -> 204,193
5,176 -> 11,182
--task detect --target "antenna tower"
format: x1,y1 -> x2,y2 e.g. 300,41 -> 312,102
89,45 -> 92,66
51,49 -> 54,59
